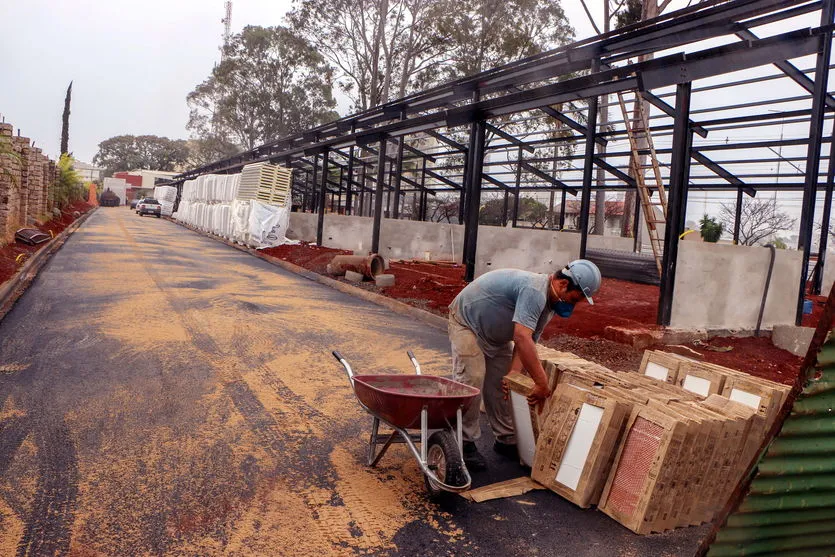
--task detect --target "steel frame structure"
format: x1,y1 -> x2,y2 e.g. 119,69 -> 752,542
165,0 -> 835,326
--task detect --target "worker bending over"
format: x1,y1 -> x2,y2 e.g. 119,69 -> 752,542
448,259 -> 602,470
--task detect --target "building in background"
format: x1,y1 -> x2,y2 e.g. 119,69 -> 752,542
74,160 -> 104,183
113,169 -> 179,202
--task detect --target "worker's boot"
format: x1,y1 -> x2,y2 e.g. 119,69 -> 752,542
463,441 -> 487,471
493,441 -> 519,461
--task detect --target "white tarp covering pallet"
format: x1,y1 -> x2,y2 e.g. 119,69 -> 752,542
173,172 -> 292,248
153,185 -> 178,216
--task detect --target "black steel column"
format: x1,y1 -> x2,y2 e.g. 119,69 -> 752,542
316,149 -> 329,246
371,138 -> 387,254
513,146 -> 522,228
358,165 -> 366,217
502,190 -> 509,227
632,192 -> 640,252
733,187 -> 743,244
578,65 -> 600,257
658,82 -> 693,326
463,120 -> 487,282
419,158 -> 427,221
311,155 -> 319,214
815,126 -> 835,293
392,137 -> 405,219
345,146 -> 355,215
797,0 -> 835,321
559,189 -> 567,230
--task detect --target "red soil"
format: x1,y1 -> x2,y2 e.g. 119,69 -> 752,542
260,243 -> 351,274
270,242 -> 804,383
0,201 -> 94,286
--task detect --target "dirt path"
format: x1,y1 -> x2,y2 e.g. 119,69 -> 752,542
0,208 -> 706,556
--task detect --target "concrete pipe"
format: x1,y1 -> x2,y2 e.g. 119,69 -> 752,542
326,254 -> 385,278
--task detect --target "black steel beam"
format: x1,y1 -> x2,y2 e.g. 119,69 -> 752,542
521,162 -> 578,195
593,156 -> 636,187
690,150 -> 754,196
482,173 -> 513,193
579,66 -> 599,259
371,139 -> 386,254
484,123 -> 535,153
640,91 -> 709,138
425,169 -> 461,189
463,120 -> 487,282
425,130 -> 467,152
658,82 -> 693,326
797,0 -> 835,325
735,27 -> 835,110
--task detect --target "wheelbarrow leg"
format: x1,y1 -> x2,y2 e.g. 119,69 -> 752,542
368,416 -> 380,466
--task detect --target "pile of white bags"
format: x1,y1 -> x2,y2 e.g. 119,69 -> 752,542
173,173 -> 291,248
152,185 -> 178,216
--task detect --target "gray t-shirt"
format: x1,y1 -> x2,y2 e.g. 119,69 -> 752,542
450,269 -> 554,354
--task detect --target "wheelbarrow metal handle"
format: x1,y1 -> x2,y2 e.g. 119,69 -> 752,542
332,350 -> 355,386
406,350 -> 422,375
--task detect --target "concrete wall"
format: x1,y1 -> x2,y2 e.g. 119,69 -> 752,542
288,213 -> 463,260
586,234 -> 636,252
475,226 -> 580,276
821,251 -> 835,296
670,241 -> 802,330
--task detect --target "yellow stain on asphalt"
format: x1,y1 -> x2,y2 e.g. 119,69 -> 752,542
2,209 -> 465,556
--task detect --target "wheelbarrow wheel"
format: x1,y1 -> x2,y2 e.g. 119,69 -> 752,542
424,431 -> 466,498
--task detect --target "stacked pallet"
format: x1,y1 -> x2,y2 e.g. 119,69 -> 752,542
238,162 -> 292,206
505,346 -> 789,534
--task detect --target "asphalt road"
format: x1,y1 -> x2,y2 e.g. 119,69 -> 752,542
0,208 -> 707,556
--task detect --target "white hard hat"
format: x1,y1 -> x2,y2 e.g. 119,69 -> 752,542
563,259 -> 602,305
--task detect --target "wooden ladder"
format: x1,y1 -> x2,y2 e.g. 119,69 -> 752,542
617,91 -> 667,276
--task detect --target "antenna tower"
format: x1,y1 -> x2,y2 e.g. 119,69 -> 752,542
221,1 -> 232,58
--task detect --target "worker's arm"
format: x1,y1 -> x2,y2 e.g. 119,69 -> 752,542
509,323 -> 551,404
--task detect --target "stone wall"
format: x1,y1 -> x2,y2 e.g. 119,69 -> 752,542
0,122 -> 56,243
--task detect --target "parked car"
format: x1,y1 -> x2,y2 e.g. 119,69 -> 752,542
138,198 -> 162,218
130,198 -> 140,210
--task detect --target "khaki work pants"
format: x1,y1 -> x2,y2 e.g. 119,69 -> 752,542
448,311 -> 515,444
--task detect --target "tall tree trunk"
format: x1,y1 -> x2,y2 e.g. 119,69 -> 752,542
621,0 -> 659,249
61,81 -> 72,155
369,0 -> 389,108
594,2 -> 610,236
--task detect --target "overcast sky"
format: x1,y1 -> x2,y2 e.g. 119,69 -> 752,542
0,1 -> 698,165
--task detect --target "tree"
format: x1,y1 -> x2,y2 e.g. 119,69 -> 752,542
187,25 -> 339,150
426,195 -> 460,222
186,137 -> 241,168
424,0 -> 573,83
288,0 -> 573,111
52,154 -> 85,210
93,135 -> 190,176
60,81 -> 72,155
700,214 -> 723,243
719,197 -> 796,246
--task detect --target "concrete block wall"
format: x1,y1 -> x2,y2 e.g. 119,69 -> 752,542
0,122 -> 56,243
670,241 -> 802,330
288,212 -> 464,261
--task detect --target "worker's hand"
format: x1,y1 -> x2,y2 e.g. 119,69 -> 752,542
526,382 -> 551,409
501,371 -> 525,401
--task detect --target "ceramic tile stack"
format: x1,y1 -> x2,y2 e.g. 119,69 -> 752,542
510,346 -> 790,534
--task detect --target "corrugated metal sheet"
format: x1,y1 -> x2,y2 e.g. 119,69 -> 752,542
708,333 -> 835,556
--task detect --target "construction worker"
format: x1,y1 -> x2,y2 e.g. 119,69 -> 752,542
448,259 -> 602,470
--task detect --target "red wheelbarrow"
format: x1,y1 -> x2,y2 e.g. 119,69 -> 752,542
332,350 -> 480,496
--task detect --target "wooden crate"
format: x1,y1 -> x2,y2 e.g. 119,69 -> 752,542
599,406 -> 689,534
531,384 -> 631,508
675,361 -> 727,398
504,373 -> 552,467
639,350 -> 687,384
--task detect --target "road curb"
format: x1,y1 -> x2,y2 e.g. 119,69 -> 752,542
0,207 -> 98,323
166,218 -> 449,332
